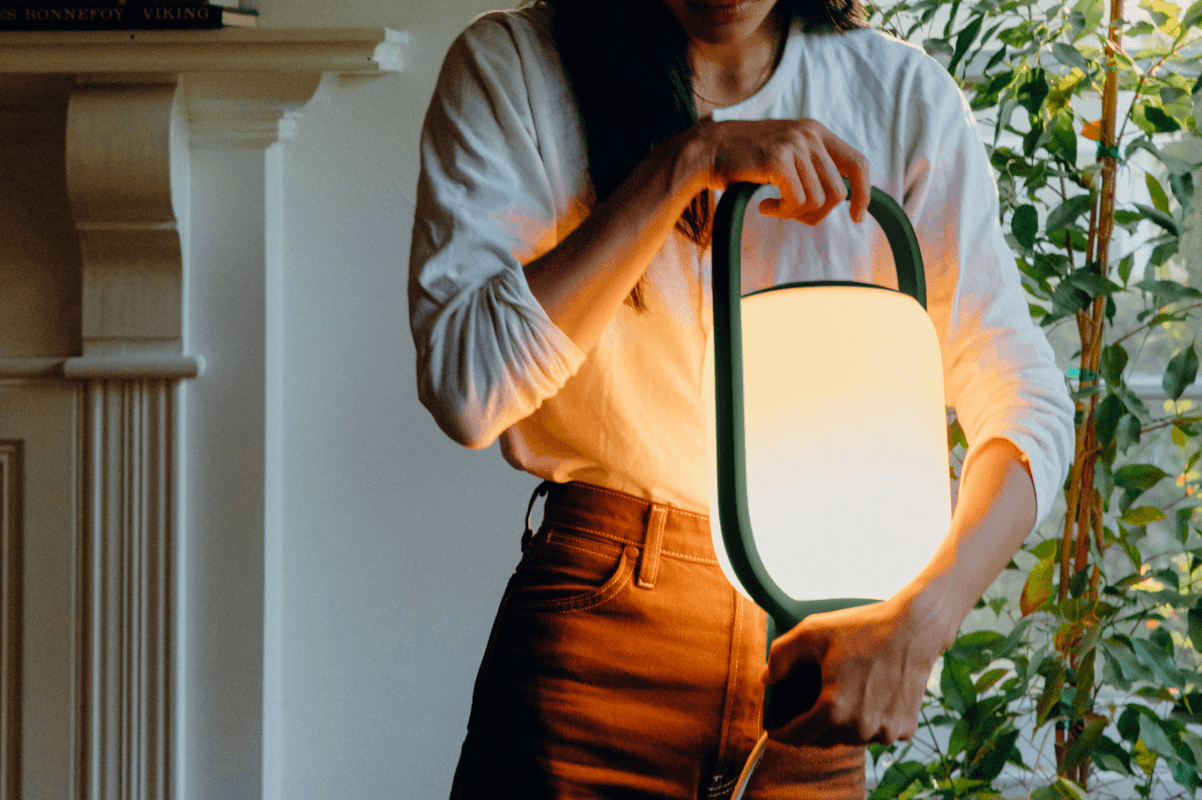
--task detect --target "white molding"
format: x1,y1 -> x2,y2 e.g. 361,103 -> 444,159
183,71 -> 325,150
81,379 -> 176,800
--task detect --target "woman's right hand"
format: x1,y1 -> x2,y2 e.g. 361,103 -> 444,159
692,117 -> 870,226
524,116 -> 869,355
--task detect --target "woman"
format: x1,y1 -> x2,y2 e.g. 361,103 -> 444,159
409,0 -> 1075,795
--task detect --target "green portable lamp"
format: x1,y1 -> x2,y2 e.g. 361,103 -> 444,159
703,181 -> 952,737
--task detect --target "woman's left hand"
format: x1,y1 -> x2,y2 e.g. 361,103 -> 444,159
762,593 -> 954,747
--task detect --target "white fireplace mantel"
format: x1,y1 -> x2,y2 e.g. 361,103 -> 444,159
0,27 -> 404,380
0,29 -> 404,799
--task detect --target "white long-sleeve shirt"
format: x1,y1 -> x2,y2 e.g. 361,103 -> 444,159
409,6 -> 1075,524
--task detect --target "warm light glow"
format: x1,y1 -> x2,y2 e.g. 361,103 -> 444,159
705,285 -> 952,603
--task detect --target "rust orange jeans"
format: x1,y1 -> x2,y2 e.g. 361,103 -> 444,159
449,481 -> 865,800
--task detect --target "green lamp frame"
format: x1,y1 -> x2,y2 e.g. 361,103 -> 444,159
710,180 -> 928,727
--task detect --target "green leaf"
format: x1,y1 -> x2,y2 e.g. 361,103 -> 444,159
1118,704 -> 1144,741
973,728 -> 1020,781
1146,173 -> 1171,213
1047,194 -> 1094,232
1189,603 -> 1202,649
1175,506 -> 1194,544
1142,104 -> 1182,133
941,653 -> 978,712
1148,239 -> 1179,269
1163,343 -> 1198,401
1173,692 -> 1202,724
1134,739 -> 1157,775
1134,203 -> 1180,236
1093,735 -> 1132,774
1100,343 -> 1128,386
924,37 -> 954,57
1113,386 -> 1152,423
1028,538 -> 1060,559
1131,637 -> 1177,685
996,614 -> 1033,662
1138,714 -> 1178,760
1136,279 -> 1202,303
1114,464 -> 1169,491
1182,730 -> 1202,769
1116,525 -> 1143,566
867,761 -> 928,800
1047,110 -> 1078,165
1021,551 -> 1055,616
1096,395 -> 1123,447
1067,269 -> 1123,299
1012,204 -> 1038,248
948,15 -> 984,76
1116,414 -> 1143,452
1073,0 -> 1105,37
1051,280 -> 1091,316
1184,0 -> 1202,28
1036,661 -> 1064,728
1120,506 -> 1167,525
1073,648 -> 1096,716
975,667 -> 1009,693
1062,713 -> 1108,771
947,417 -> 968,449
1051,41 -> 1090,70
1018,67 -> 1050,114
1094,456 -> 1114,504
985,45 -> 1009,74
1117,253 -> 1134,285
1170,170 -> 1195,209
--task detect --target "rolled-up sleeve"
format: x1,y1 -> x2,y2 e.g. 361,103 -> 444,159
904,60 -> 1075,528
409,16 -> 586,449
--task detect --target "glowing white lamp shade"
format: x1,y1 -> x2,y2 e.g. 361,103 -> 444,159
705,182 -> 951,728
704,284 -> 951,603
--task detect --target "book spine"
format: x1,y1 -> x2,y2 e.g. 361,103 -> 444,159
0,3 -> 223,28
0,0 -> 210,7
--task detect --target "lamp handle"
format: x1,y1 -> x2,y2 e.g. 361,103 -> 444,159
710,181 -> 928,728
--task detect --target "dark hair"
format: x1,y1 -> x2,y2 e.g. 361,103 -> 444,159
533,0 -> 867,309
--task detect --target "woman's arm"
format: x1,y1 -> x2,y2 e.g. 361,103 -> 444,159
411,14 -> 872,447
525,117 -> 872,354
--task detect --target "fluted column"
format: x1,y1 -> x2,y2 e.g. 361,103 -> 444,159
82,380 -> 176,800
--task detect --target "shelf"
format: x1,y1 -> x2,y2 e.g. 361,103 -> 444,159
0,27 -> 405,73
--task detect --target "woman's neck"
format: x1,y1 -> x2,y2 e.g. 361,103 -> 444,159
690,5 -> 786,114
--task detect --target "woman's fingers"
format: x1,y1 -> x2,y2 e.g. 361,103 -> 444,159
760,601 -> 937,748
712,118 -> 868,225
823,128 -> 871,224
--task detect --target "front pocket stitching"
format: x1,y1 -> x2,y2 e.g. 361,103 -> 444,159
662,549 -> 720,565
547,539 -> 620,559
509,551 -> 635,615
542,521 -> 642,547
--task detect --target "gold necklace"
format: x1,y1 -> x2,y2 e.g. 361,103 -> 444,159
691,26 -> 784,108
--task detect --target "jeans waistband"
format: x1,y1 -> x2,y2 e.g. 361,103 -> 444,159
533,481 -> 719,579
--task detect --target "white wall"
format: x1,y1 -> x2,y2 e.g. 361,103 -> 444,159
249,1 -> 534,797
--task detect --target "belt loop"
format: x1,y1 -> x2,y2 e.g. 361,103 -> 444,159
521,480 -> 551,552
637,504 -> 668,589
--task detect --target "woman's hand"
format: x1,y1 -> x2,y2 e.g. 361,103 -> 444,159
762,594 -> 953,747
525,116 -> 870,354
696,118 -> 871,226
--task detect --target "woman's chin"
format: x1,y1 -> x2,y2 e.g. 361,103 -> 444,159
669,0 -> 778,44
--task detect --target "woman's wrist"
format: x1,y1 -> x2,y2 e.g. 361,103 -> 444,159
893,570 -> 971,654
666,120 -> 721,200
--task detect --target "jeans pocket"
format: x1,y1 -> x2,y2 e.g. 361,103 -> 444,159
506,527 -> 636,614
